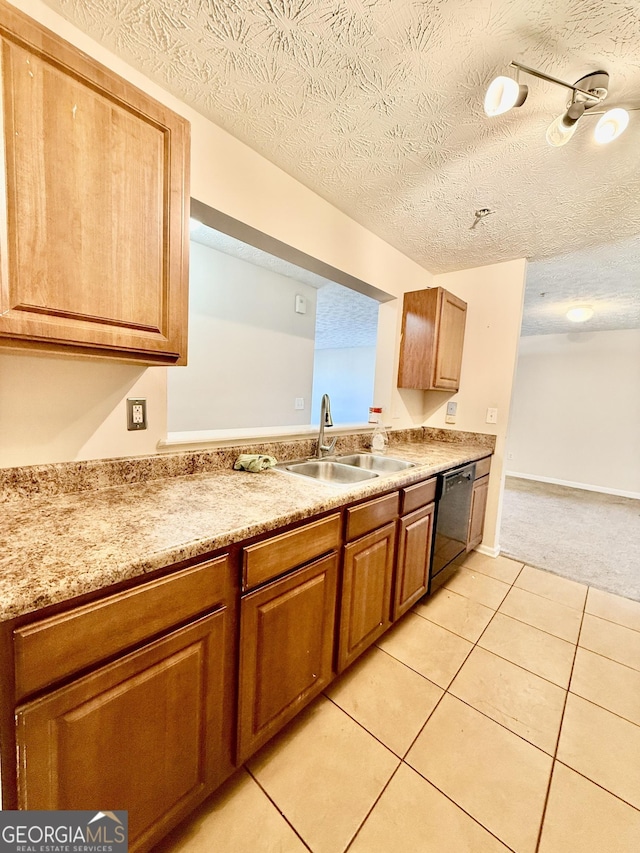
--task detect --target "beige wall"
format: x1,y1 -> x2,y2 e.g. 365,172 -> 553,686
507,329 -> 640,497
425,259 -> 528,553
0,0 -> 430,468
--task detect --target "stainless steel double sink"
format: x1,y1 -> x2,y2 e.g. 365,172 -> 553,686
275,453 -> 415,484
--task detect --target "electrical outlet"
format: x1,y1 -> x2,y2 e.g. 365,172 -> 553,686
486,407 -> 498,424
127,398 -> 147,430
294,397 -> 304,410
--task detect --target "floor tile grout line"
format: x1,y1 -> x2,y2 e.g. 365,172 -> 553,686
567,685 -> 640,730
401,759 -> 518,853
322,692 -> 409,760
583,608 -> 640,636
245,765 -> 315,852
492,605 -> 580,646
553,757 -> 640,815
573,643 -> 640,677
533,600 -> 587,852
505,580 -> 588,614
577,645 -> 640,675
366,643 -> 447,691
473,640 -> 574,691
442,689 -> 562,759
586,613 -> 640,635
373,641 -> 462,690
412,608 -> 494,645
450,558 -> 526,586
341,759 -> 404,853
400,682 -> 450,760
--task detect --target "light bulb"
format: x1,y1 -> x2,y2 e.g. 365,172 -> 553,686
594,108 -> 629,144
484,76 -> 528,116
566,305 -> 594,323
546,102 -> 586,147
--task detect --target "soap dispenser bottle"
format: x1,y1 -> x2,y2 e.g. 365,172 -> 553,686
369,406 -> 388,454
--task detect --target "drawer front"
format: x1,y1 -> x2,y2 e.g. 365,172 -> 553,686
243,513 -> 341,591
14,554 -> 230,701
401,477 -> 437,515
475,456 -> 492,479
345,492 -> 399,542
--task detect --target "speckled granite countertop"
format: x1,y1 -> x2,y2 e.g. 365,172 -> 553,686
0,437 -> 493,623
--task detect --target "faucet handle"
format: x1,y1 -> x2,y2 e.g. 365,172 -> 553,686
325,436 -> 337,454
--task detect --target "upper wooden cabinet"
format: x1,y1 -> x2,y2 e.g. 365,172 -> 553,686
0,2 -> 190,364
398,287 -> 467,391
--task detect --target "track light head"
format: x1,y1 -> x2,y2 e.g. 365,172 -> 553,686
594,107 -> 630,143
546,101 -> 586,147
484,75 -> 528,116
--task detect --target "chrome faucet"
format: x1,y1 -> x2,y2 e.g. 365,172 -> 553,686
316,393 -> 337,458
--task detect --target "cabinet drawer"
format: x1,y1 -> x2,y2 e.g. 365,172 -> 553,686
345,492 -> 399,542
14,554 -> 230,701
401,477 -> 437,515
243,514 -> 341,591
475,456 -> 492,479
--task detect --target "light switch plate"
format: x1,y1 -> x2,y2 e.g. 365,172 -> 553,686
486,407 -> 498,424
127,398 -> 147,430
446,401 -> 457,416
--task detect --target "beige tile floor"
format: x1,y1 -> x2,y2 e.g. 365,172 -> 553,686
155,552 -> 640,853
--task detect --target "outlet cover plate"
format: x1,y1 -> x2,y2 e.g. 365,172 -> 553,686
127,398 -> 147,430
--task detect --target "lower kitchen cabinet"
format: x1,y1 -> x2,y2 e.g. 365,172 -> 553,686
393,501 -> 435,620
337,521 -> 396,672
15,610 -> 231,853
237,551 -> 339,763
466,457 -> 492,551
8,553 -> 237,853
467,474 -> 489,550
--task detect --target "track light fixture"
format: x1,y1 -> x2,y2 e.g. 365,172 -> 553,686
484,61 -> 631,147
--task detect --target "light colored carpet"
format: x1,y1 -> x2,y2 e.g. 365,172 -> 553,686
500,476 -> 640,602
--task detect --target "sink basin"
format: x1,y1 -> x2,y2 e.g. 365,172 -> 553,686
336,453 -> 415,473
278,460 -> 378,484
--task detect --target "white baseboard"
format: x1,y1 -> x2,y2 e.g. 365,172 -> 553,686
475,543 -> 501,558
505,471 -> 640,501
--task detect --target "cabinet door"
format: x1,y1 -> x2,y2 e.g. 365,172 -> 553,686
433,290 -> 467,390
467,474 -> 490,551
15,610 -> 231,853
393,502 -> 435,621
0,4 -> 189,364
237,552 -> 338,763
337,522 -> 396,673
397,287 -> 467,391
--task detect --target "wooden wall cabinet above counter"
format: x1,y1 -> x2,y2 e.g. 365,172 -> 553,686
0,1 -> 190,365
398,287 -> 467,391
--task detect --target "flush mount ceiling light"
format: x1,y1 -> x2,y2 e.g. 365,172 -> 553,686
484,62 -> 632,147
566,305 -> 594,323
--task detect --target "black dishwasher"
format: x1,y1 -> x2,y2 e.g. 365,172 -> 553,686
431,462 -> 476,582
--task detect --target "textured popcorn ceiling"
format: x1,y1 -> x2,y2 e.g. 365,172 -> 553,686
43,0 -> 640,333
